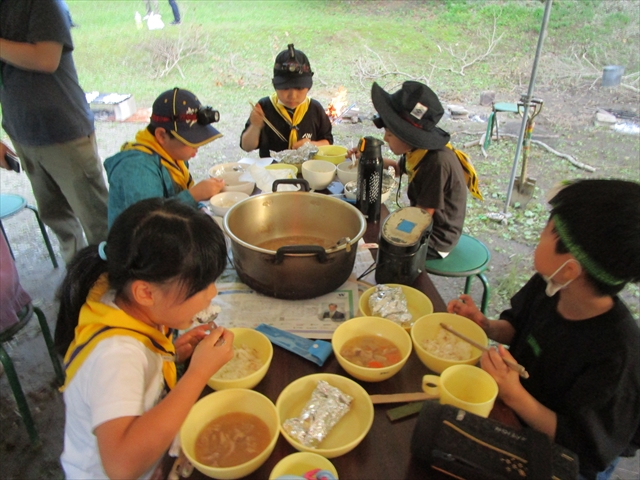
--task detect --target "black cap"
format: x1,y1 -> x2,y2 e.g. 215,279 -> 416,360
272,44 -> 314,90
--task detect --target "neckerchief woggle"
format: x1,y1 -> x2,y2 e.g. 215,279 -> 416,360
405,144 -> 484,201
60,274 -> 177,392
121,129 -> 194,192
269,93 -> 310,149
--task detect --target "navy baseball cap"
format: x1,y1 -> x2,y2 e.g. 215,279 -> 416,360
272,44 -> 314,90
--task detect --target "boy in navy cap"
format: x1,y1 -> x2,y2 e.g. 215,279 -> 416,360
104,88 -> 224,228
371,81 -> 482,258
241,44 -> 333,157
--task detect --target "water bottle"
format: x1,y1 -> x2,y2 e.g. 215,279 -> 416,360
134,11 -> 143,29
356,136 -> 384,223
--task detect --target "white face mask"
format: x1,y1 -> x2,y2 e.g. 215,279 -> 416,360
541,259 -> 582,297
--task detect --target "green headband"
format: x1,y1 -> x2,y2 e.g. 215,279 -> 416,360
553,214 -> 625,286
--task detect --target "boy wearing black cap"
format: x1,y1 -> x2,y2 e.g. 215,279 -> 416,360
448,179 -> 640,480
371,81 -> 482,258
104,88 -> 224,228
241,44 -> 333,157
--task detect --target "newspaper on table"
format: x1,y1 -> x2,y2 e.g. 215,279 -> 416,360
212,240 -> 376,339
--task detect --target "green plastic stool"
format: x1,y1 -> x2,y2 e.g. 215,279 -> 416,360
0,304 -> 65,446
425,234 -> 491,314
484,102 -> 520,150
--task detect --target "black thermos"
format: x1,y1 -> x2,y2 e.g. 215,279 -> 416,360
356,136 -> 384,223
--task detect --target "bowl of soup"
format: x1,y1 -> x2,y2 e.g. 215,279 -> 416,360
181,389 -> 280,479
207,328 -> 273,391
276,373 -> 373,458
359,284 -> 434,331
332,316 -> 412,382
411,312 -> 488,374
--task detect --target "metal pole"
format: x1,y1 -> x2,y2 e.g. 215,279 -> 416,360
500,0 -> 553,219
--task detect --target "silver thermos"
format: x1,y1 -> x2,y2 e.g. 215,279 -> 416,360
356,136 -> 384,223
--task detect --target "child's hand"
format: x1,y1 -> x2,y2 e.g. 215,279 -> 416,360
447,294 -> 488,330
249,103 -> 266,128
189,178 -> 225,202
174,322 -> 215,363
292,138 -> 311,149
189,327 -> 234,381
481,345 -> 521,401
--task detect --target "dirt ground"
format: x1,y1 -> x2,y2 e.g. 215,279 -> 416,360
1,82 -> 639,479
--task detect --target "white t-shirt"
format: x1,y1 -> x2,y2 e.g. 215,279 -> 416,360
60,335 -> 165,479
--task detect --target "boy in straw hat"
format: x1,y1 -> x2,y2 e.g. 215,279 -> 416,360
448,179 -> 640,480
241,44 -> 333,157
104,87 -> 224,228
370,81 -> 482,258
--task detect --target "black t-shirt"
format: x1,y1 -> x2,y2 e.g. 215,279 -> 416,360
501,274 -> 640,478
399,148 -> 467,253
240,97 -> 333,158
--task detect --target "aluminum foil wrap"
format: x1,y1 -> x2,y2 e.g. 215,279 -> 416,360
283,380 -> 352,448
271,143 -> 318,165
369,284 -> 413,327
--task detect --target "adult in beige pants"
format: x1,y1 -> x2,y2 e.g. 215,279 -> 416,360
0,0 -> 108,264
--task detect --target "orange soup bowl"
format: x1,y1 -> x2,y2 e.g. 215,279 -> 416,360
411,312 -> 488,374
359,284 -> 434,331
332,316 -> 412,382
276,373 -> 374,458
181,389 -> 280,479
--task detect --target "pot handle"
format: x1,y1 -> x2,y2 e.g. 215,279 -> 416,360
272,178 -> 310,192
274,245 -> 328,264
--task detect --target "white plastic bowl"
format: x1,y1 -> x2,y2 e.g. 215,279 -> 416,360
301,160 -> 336,191
209,192 -> 249,217
337,161 -> 358,185
209,162 -> 256,195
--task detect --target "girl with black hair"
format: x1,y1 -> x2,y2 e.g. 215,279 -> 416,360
55,197 -> 234,479
448,179 -> 640,480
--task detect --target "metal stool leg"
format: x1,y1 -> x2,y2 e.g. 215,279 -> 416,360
25,205 -> 58,269
33,306 -> 65,386
0,346 -> 40,446
463,274 -> 490,315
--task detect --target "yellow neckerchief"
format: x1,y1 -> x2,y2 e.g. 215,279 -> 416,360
269,93 -> 310,149
405,143 -> 483,201
60,274 -> 177,392
121,129 -> 194,192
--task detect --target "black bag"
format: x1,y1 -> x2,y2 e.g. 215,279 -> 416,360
411,401 -> 579,480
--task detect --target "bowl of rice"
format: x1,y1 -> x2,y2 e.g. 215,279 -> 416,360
207,328 -> 273,390
410,312 -> 488,374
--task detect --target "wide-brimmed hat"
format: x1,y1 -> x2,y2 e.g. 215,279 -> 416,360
150,88 -> 222,147
371,81 -> 450,150
272,44 -> 314,90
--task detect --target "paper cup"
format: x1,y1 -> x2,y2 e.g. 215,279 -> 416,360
422,365 -> 498,418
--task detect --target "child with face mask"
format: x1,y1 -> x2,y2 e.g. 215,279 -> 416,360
448,179 -> 640,480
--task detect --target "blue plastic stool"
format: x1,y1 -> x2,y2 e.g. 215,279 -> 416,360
425,234 -> 491,314
0,194 -> 58,268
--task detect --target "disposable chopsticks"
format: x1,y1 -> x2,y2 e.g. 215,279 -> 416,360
440,323 -> 530,379
370,392 -> 436,404
248,102 -> 287,142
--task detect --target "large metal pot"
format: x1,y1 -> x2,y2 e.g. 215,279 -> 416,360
223,190 -> 367,299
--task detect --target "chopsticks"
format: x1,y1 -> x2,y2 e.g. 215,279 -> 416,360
249,102 -> 287,142
370,392 -> 436,404
440,323 -> 530,379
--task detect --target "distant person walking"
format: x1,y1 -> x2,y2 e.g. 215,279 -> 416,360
168,0 -> 181,25
143,0 -> 159,19
0,0 -> 109,264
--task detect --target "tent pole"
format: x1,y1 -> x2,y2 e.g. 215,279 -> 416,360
498,0 -> 553,221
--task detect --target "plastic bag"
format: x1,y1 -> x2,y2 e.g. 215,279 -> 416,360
147,13 -> 164,30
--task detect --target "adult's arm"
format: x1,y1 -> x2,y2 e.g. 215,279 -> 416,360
0,39 -> 63,73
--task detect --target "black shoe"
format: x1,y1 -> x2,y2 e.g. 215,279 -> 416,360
170,20 -> 181,25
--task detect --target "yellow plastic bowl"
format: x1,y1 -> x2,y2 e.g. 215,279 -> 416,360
265,163 -> 299,178
313,145 -> 348,165
269,452 -> 338,479
332,316 -> 412,382
276,373 -> 374,458
181,389 -> 280,479
359,284 -> 434,330
411,312 -> 488,374
207,328 -> 273,391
